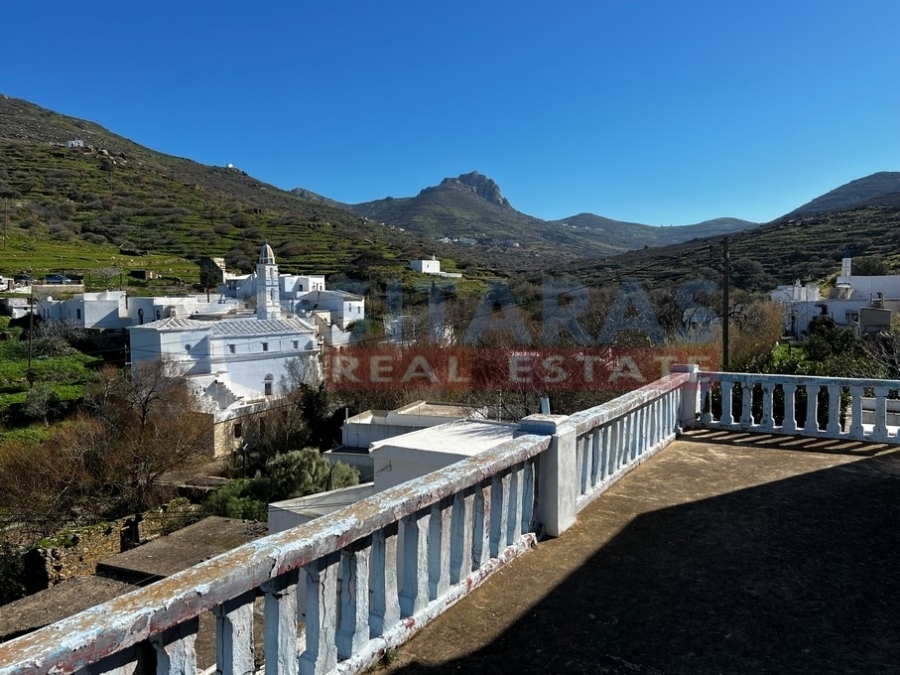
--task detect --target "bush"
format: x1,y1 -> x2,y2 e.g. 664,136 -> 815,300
203,479 -> 268,521
204,450 -> 359,519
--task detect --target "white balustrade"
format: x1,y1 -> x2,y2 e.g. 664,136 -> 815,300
688,371 -> 900,444
0,433 -> 551,675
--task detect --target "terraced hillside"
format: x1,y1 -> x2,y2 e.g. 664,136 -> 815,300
0,96 -> 449,283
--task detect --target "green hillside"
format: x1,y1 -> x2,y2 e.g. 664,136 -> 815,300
0,96 -> 451,285
565,195 -> 900,293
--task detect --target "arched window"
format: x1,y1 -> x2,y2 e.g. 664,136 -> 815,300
264,374 -> 274,396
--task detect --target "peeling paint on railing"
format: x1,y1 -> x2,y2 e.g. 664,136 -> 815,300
0,434 -> 550,675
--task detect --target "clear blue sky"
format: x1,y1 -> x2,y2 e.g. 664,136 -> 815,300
2,1 -> 898,225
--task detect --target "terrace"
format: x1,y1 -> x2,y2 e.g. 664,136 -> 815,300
0,366 -> 897,674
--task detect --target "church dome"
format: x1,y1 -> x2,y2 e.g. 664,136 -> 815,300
259,242 -> 276,265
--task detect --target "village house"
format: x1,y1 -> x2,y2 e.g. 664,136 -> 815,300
25,245 -> 364,347
128,244 -> 321,457
771,256 -> 900,336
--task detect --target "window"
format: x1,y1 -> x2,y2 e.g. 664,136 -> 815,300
264,374 -> 274,396
262,342 -> 269,352
292,340 -> 299,349
233,422 -> 242,439
229,344 -> 236,354
265,381 -> 273,396
185,344 -> 191,352
76,308 -> 82,320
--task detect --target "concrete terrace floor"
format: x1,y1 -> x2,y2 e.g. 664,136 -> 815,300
379,429 -> 900,675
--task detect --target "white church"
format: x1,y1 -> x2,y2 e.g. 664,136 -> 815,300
129,244 -> 322,457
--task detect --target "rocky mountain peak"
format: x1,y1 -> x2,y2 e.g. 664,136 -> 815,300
439,171 -> 512,210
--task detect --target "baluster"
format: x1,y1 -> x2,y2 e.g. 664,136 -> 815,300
761,383 -> 775,430
578,434 -> 590,496
472,479 -> 492,569
805,384 -> 819,434
489,471 -> 511,557
848,385 -> 865,439
720,378 -> 733,426
399,509 -> 430,618
608,418 -> 620,475
507,465 -> 523,544
369,523 -> 400,638
300,554 -> 338,675
450,488 -> 475,584
262,571 -> 299,675
826,384 -> 843,436
590,428 -> 601,488
521,458 -> 536,535
152,619 -> 199,675
636,405 -> 647,456
428,499 -> 452,600
600,423 -> 611,481
741,381 -> 753,428
214,591 -> 256,675
782,383 -> 797,433
337,539 -> 371,660
699,377 -> 712,424
872,386 -> 890,441
652,396 -> 662,445
635,407 -> 645,458
621,413 -> 633,468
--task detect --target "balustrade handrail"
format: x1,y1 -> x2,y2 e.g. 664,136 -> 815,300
568,372 -> 690,436
0,433 -> 552,675
697,370 -> 900,389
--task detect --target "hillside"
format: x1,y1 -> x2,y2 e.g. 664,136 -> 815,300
549,214 -> 758,250
788,172 -> 900,216
0,95 -> 450,284
565,187 -> 900,293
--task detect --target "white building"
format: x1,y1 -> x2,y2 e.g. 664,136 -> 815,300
409,256 -> 463,278
771,257 -> 900,336
128,244 -> 321,457
324,401 -> 487,480
34,291 -> 241,331
29,244 -> 362,347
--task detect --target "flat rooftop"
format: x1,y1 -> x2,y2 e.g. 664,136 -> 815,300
0,577 -> 135,643
370,419 -> 519,464
380,430 -> 900,674
96,516 -> 266,585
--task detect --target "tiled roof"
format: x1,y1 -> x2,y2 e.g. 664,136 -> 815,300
131,316 -> 315,335
209,317 -> 315,336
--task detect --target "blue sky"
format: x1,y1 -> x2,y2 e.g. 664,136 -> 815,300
2,1 -> 898,225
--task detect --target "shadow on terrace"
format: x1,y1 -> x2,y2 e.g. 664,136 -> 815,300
383,431 -> 900,675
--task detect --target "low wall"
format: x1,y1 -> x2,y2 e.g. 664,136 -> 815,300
23,502 -> 198,592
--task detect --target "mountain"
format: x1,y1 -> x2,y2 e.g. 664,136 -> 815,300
788,172 -> 900,216
549,214 -> 758,250
0,95 -> 445,283
347,171 -> 760,260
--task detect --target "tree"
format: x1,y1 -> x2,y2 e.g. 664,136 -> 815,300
204,449 -> 359,520
76,360 -> 212,513
850,255 -> 888,276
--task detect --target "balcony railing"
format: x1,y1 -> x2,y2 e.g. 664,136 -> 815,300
0,368 -> 776,675
689,370 -> 900,445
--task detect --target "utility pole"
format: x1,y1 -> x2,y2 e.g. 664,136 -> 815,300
27,289 -> 34,388
722,237 -> 730,370
4,197 -> 8,250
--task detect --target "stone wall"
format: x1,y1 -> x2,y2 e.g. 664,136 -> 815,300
23,501 -> 198,592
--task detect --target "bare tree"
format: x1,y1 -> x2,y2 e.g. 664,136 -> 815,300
76,360 -> 212,513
